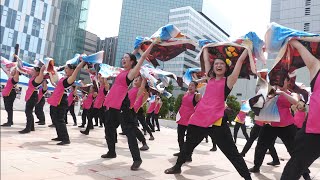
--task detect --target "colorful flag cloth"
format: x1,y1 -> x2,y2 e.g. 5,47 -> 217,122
134,24 -> 197,67
266,23 -> 320,87
240,100 -> 251,113
66,51 -> 104,66
140,64 -> 177,92
16,57 -> 35,75
196,32 -> 263,79
249,69 -> 275,116
182,67 -> 202,86
98,64 -> 123,78
254,96 -> 280,122
1,56 -> 17,75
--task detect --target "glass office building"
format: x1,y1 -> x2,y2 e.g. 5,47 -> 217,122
1,0 -> 60,62
163,6 -> 229,80
115,0 -> 204,67
53,0 -> 89,65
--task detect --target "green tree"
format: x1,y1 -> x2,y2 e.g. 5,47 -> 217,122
174,94 -> 184,113
226,95 -> 241,123
159,82 -> 175,119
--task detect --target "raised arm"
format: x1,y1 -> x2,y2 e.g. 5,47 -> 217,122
103,77 -> 110,91
203,47 -> 212,76
35,65 -> 46,84
227,49 -> 248,89
12,68 -> 20,82
127,41 -> 156,80
42,80 -> 48,91
67,61 -> 85,85
289,39 -> 320,79
276,90 -> 299,105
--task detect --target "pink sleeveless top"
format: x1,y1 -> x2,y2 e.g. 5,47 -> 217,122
67,90 -> 75,107
37,88 -> 45,103
294,111 -> 306,129
133,92 -> 145,112
188,78 -> 226,127
82,93 -> 94,110
147,101 -> 156,114
2,78 -> 16,97
177,92 -> 196,126
271,92 -> 294,127
47,78 -> 67,107
255,120 -> 264,126
236,111 -> 246,124
154,102 -> 161,114
128,87 -> 139,108
93,86 -> 106,109
25,77 -> 38,101
104,70 -> 129,110
306,71 -> 320,134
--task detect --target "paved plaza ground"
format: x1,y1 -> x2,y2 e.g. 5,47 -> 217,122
1,110 -> 320,180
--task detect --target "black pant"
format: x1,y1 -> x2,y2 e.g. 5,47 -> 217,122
136,108 -> 153,137
234,122 -> 249,143
83,108 -> 94,133
205,133 -> 217,147
81,109 -> 89,126
35,97 -> 46,123
177,124 -> 188,152
51,96 -> 69,141
175,116 -> 251,179
146,112 -> 154,131
241,124 -> 279,162
152,113 -> 160,131
281,124 -> 320,180
24,92 -> 38,131
104,96 -> 141,162
93,107 -> 104,126
253,124 -> 297,168
3,90 -> 16,124
131,109 -> 146,144
65,104 -> 77,124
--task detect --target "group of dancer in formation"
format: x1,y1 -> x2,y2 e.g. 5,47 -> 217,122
1,23 -> 319,179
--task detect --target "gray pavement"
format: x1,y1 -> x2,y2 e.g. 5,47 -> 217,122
1,110 -> 320,180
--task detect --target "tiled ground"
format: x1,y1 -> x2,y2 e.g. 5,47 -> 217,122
1,110 -> 320,180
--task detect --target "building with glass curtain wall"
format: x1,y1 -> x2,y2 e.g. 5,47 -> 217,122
0,0 -> 89,66
162,6 -> 229,82
97,36 -> 118,66
115,0 -> 204,67
1,0 -> 60,62
53,0 -> 89,65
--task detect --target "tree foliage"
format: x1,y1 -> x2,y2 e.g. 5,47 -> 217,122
226,95 -> 241,123
174,94 -> 184,113
159,82 -> 175,118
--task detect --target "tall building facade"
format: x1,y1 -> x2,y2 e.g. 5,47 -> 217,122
270,0 -> 320,33
0,0 -> 89,65
0,0 -> 60,62
97,36 -> 118,66
162,6 -> 229,81
115,0 -> 204,67
53,0 -> 89,65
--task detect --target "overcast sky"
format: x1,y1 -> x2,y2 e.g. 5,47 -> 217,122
86,0 -> 272,40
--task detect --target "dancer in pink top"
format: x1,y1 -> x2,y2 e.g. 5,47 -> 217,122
233,110 -> 249,143
48,61 -> 86,145
281,40 -> 320,180
152,96 -> 162,131
65,86 -> 78,126
101,41 -> 156,171
1,68 -> 19,127
92,75 -> 109,127
80,86 -> 98,135
19,65 -> 46,134
165,48 -> 251,180
173,81 -> 202,160
35,80 -> 48,125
